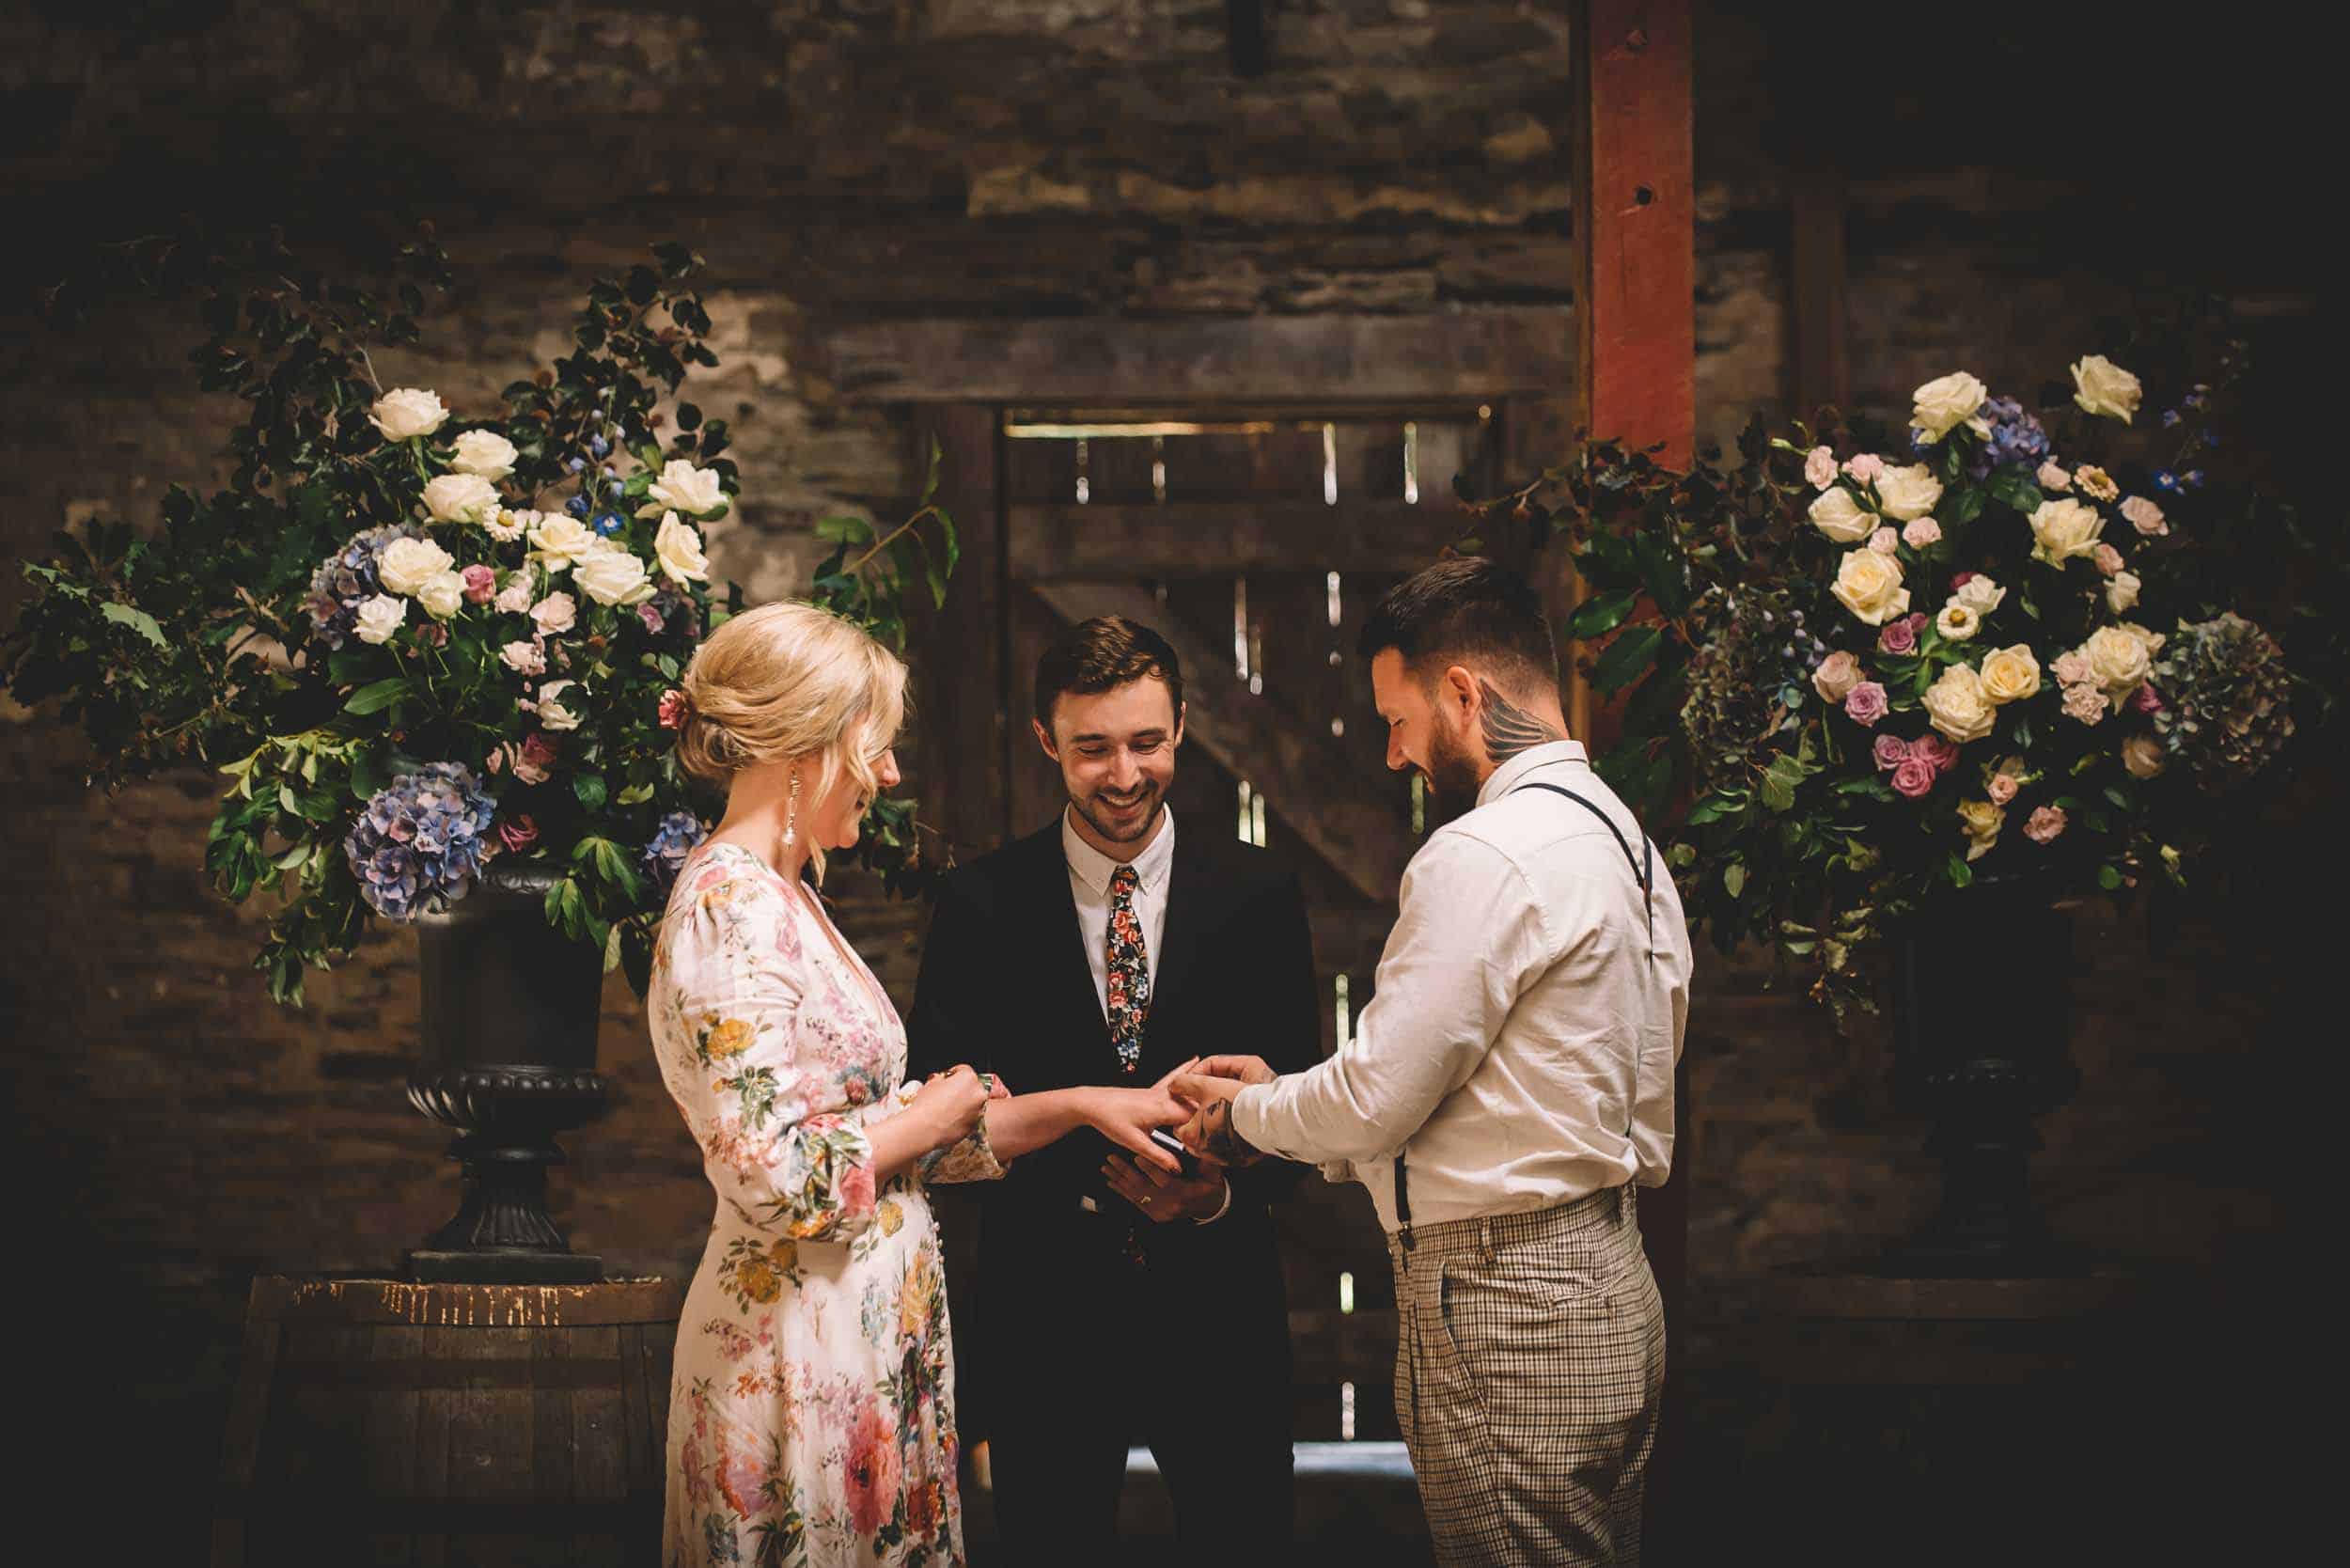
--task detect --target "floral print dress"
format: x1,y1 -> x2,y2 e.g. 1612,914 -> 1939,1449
650,842 -> 1004,1567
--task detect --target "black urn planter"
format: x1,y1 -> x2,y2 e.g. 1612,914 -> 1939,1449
404,864 -> 611,1284
1884,880 -> 2083,1277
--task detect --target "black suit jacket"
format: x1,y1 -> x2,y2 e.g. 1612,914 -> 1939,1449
908,814 -> 1321,1372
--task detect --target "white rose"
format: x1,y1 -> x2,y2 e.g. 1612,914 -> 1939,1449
2106,570 -> 2141,614
536,679 -> 583,731
1936,602 -> 1982,642
641,459 -> 726,519
653,510 -> 710,585
2037,462 -> 2072,492
354,594 -> 406,645
450,430 -> 518,480
527,513 -> 601,571
2120,495 -> 2168,537
531,591 -> 578,636
1808,486 -> 1879,544
1921,662 -> 1996,744
575,544 -> 655,606
377,537 -> 456,597
2071,354 -> 2143,423
2029,496 -> 2106,565
1910,370 -> 1989,444
416,570 -> 467,620
2084,623 -> 2159,697
422,473 -> 501,525
1979,644 -> 2043,705
1830,549 -> 1911,627
1954,575 -> 2007,615
369,387 -> 447,442
1873,463 -> 1945,523
499,639 -> 547,676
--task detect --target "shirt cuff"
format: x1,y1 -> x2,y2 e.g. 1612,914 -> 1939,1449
1191,1175 -> 1233,1225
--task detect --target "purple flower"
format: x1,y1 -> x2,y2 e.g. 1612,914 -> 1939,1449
589,433 -> 610,459
1967,395 -> 2052,479
344,762 -> 497,920
1843,682 -> 1889,728
566,494 -> 592,517
641,810 -> 709,898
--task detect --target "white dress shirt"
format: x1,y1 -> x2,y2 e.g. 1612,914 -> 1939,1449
1231,741 -> 1692,1232
1063,804 -> 1176,1016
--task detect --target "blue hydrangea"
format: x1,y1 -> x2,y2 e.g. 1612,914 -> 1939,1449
344,762 -> 497,920
304,522 -> 426,650
1967,395 -> 2051,479
641,810 -> 708,897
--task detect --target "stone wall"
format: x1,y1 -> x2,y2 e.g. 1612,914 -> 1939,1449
0,1 -> 2320,1555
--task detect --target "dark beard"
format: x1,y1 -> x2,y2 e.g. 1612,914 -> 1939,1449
1074,785 -> 1164,844
1423,725 -> 1484,804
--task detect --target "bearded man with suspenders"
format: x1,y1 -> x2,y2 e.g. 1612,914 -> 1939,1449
1175,556 -> 1694,1568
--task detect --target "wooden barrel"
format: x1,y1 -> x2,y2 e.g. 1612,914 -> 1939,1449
212,1276 -> 682,1567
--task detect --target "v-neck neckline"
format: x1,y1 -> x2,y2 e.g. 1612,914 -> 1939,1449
697,841 -> 897,1028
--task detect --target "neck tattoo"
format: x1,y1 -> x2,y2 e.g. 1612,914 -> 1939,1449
1478,679 -> 1563,764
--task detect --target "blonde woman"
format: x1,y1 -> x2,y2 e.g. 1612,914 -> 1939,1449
651,602 -> 1195,1567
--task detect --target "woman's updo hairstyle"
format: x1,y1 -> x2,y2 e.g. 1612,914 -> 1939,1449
674,601 -> 907,880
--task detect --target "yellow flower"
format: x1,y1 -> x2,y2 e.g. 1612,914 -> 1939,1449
768,1238 -> 799,1272
1955,798 -> 2006,861
2074,465 -> 2120,503
736,1258 -> 780,1304
901,1254 -> 941,1338
1979,645 -> 2043,706
877,1199 -> 905,1237
705,1017 -> 754,1058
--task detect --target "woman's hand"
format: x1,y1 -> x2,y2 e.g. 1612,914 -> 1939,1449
907,1064 -> 992,1151
1082,1058 -> 1200,1172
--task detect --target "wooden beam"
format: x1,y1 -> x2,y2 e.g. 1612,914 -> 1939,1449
907,406 -> 1010,857
1026,581 -> 1413,903
827,308 -> 1573,407
1007,500 -> 1466,582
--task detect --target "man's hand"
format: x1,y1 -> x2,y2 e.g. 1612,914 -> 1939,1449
1100,1152 -> 1228,1223
1167,1074 -> 1263,1168
1193,1055 -> 1277,1086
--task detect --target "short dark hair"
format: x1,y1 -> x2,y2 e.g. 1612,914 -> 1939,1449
1357,556 -> 1559,690
1034,615 -> 1185,729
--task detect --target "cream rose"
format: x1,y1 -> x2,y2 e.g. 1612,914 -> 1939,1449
1808,485 -> 1879,544
2106,570 -> 2141,615
354,594 -> 405,645
416,570 -> 467,620
1873,463 -> 1945,523
642,459 -> 726,518
1979,644 -> 2043,705
575,544 -> 655,606
527,513 -> 601,571
377,537 -> 456,597
1956,797 -> 2007,861
369,387 -> 447,442
2029,496 -> 2106,565
1910,371 -> 1990,444
1830,549 -> 1911,626
2037,462 -> 2072,492
450,430 -> 518,480
2084,623 -> 2161,697
500,638 -> 547,676
652,510 -> 710,585
422,473 -> 501,525
1935,602 -> 1982,642
1812,651 -> 1863,703
494,576 -> 537,615
1921,662 -> 1996,743
535,679 -> 584,731
1954,575 -> 2007,616
531,591 -> 578,636
2122,734 -> 2167,779
2071,354 -> 2143,423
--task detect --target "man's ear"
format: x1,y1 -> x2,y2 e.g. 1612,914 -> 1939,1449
1031,717 -> 1059,760
1442,664 -> 1481,720
1171,700 -> 1186,748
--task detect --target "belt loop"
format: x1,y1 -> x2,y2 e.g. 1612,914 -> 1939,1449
1478,1216 -> 1495,1263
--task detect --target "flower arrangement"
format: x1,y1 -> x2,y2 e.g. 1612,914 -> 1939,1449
7,229 -> 955,1003
1465,335 -> 2311,1013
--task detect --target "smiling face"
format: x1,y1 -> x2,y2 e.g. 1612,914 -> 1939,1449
1370,649 -> 1484,803
1034,676 -> 1183,856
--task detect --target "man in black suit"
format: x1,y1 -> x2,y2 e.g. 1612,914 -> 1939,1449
909,614 -> 1319,1562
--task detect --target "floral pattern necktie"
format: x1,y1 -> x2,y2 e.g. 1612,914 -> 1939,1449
1104,863 -> 1152,1074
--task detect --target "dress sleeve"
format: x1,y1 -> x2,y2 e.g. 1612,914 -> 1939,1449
664,875 -> 892,1242
872,1077 -> 1010,1185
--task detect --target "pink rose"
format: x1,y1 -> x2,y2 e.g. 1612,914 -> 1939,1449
1812,650 -> 1863,703
2132,682 -> 2163,714
415,621 -> 448,649
637,601 -> 666,633
1891,758 -> 1938,799
2037,461 -> 2072,492
1912,732 -> 1960,772
462,564 -> 497,604
1843,681 -> 1889,727
1868,526 -> 1901,556
1805,446 -> 1838,489
1986,773 -> 2019,806
2052,651 -> 2092,686
1872,733 -> 1912,772
494,578 -> 535,615
2121,495 -> 2168,537
1902,517 -> 1943,549
1843,453 -> 1886,482
496,813 -> 540,855
2024,805 -> 2067,844
659,689 -> 689,730
2092,542 -> 2124,577
1877,617 -> 1919,655
2061,683 -> 2109,726
842,1400 -> 902,1538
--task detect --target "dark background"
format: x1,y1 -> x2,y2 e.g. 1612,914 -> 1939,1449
1,3 -> 2329,1562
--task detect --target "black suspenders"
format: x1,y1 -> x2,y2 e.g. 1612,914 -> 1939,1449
1393,777 -> 1653,1252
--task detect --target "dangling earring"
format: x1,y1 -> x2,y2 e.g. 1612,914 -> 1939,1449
781,768 -> 802,850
